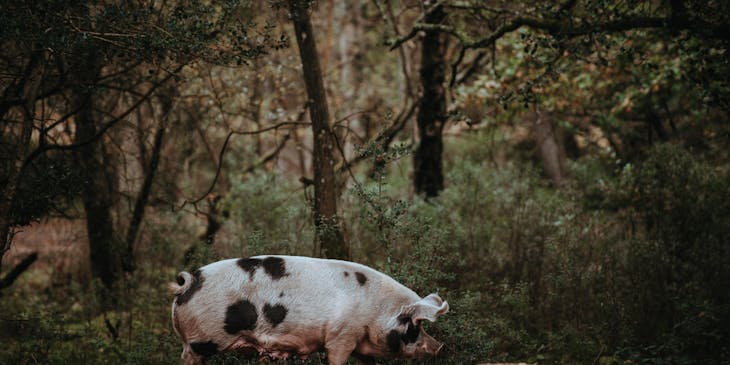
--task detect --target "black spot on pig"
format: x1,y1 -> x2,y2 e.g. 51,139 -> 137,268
262,256 -> 288,280
176,274 -> 185,286
387,330 -> 402,353
263,303 -> 287,327
237,258 -> 261,280
224,300 -> 258,334
175,269 -> 204,306
355,272 -> 367,286
343,271 -> 349,277
190,341 -> 218,357
279,291 -> 284,298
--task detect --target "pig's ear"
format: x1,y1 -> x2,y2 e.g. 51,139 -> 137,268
408,293 -> 449,324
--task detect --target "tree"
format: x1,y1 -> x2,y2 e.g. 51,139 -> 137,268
71,46 -> 122,289
531,106 -> 566,186
287,0 -> 349,259
0,0 -> 278,289
413,2 -> 449,197
389,0 -> 729,181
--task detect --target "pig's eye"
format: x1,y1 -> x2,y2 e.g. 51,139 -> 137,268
398,316 -> 412,325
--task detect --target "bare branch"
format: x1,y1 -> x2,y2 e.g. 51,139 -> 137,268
175,112 -> 310,211
242,134 -> 292,174
21,65 -> 184,170
384,0 -> 450,50
0,252 -> 38,293
391,10 -> 729,53
336,100 -> 417,175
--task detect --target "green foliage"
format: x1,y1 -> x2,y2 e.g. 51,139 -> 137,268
221,172 -> 314,256
9,153 -> 85,227
0,0 -> 283,67
0,258 -> 180,365
609,144 -> 730,362
2,1 -> 729,364
2,131 -> 729,364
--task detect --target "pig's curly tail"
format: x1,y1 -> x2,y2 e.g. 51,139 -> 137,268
169,271 -> 193,296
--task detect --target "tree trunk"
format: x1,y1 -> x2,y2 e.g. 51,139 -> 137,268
335,0 -> 365,161
532,107 -> 566,186
336,1 -> 364,103
288,0 -> 348,260
414,4 -> 448,197
77,112 -> 121,290
0,50 -> 44,272
73,54 -> 122,291
123,118 -> 166,272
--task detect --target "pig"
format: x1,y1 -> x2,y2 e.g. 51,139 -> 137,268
170,255 -> 449,365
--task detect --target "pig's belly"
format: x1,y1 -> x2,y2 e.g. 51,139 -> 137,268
225,332 -> 323,359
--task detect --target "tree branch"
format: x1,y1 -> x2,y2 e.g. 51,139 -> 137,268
336,100 -> 416,175
391,12 -> 729,52
242,133 -> 292,174
123,122 -> 166,273
20,65 -> 184,171
0,252 -> 38,294
385,0 -> 450,50
175,115 -> 309,211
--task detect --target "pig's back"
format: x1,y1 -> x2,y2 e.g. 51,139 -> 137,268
242,255 -> 396,322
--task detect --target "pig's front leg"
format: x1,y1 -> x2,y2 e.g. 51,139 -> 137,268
325,338 -> 358,365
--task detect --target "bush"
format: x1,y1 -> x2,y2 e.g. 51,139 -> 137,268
220,172 -> 314,257
610,143 -> 730,362
3,134 -> 727,365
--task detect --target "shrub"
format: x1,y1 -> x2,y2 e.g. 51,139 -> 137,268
610,143 -> 730,362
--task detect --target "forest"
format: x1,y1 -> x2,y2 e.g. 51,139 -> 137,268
0,0 -> 728,364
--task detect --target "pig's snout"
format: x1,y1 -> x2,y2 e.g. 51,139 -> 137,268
425,340 -> 444,356
417,332 -> 444,356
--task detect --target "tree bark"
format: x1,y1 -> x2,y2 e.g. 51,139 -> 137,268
123,119 -> 166,272
77,110 -> 121,290
73,53 -> 122,290
288,0 -> 349,260
532,107 -> 566,186
335,0 -> 365,160
336,1 -> 364,103
0,50 -> 45,272
414,4 -> 449,197
0,252 -> 38,295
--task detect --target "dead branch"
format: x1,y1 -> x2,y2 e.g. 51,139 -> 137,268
0,252 -> 38,294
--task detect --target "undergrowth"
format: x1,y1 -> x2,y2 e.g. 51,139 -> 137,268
1,134 -> 728,364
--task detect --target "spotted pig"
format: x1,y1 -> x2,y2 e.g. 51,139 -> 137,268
170,255 -> 449,365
